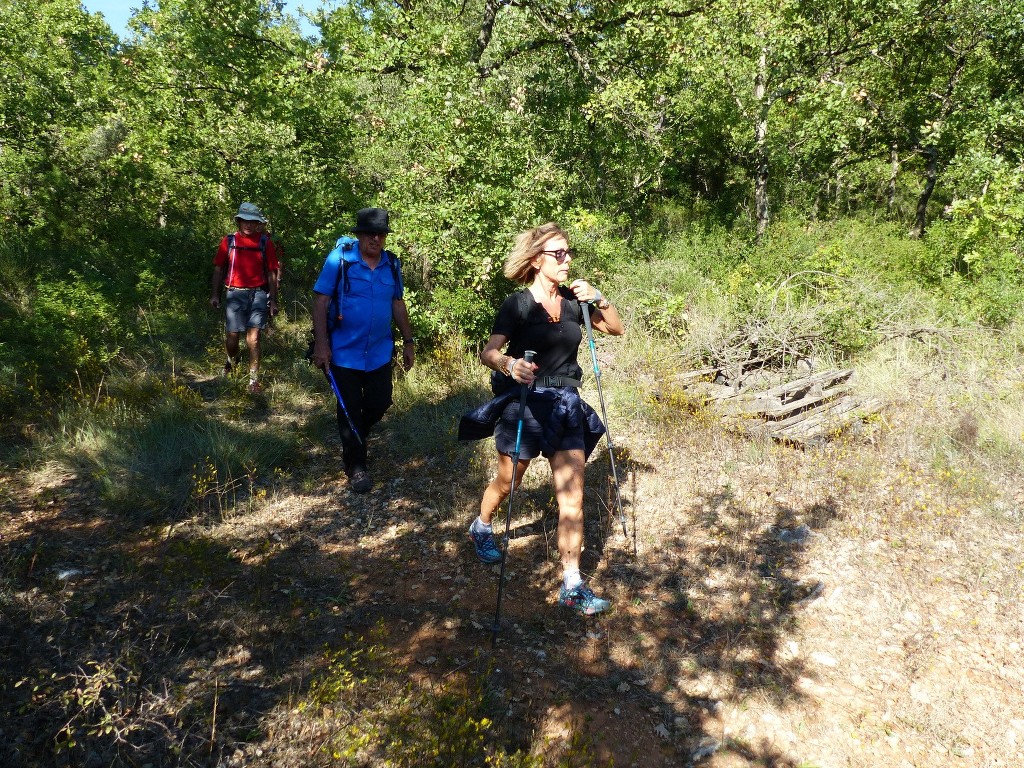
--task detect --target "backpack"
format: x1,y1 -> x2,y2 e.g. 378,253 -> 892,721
326,236 -> 402,330
225,233 -> 270,288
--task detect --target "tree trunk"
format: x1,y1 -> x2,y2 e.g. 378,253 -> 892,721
910,146 -> 937,239
753,46 -> 770,243
887,142 -> 899,215
473,0 -> 502,64
909,53 -> 965,238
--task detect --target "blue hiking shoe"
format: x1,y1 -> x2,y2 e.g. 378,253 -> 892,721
468,525 -> 502,564
558,582 -> 611,616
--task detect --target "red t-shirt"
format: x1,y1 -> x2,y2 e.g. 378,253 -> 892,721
214,233 -> 281,288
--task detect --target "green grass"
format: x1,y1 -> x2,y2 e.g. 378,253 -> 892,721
44,373 -> 299,522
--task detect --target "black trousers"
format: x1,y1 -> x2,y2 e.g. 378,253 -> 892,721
330,362 -> 393,472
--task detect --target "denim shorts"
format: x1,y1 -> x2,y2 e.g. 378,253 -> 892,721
224,287 -> 269,332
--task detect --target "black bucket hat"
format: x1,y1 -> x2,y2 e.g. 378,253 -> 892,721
351,207 -> 391,234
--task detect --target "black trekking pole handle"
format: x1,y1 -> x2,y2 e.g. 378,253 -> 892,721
491,349 -> 535,647
581,303 -> 629,543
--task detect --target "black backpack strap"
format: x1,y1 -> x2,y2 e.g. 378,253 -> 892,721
563,285 -> 584,323
333,247 -> 403,309
516,288 -> 531,325
342,260 -> 354,294
387,252 -> 401,300
259,233 -> 269,288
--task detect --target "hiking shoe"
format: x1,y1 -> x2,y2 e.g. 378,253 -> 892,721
223,360 -> 234,376
558,582 -> 610,616
247,380 -> 262,393
468,525 -> 502,564
350,468 -> 371,493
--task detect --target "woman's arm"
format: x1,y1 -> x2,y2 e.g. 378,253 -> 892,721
588,298 -> 624,336
569,280 -> 624,336
480,334 -> 536,384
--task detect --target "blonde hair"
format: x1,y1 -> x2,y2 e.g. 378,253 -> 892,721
503,223 -> 568,284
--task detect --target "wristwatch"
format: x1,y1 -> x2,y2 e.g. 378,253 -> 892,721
403,338 -> 415,345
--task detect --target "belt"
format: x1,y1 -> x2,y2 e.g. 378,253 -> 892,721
226,285 -> 269,291
535,376 -> 582,388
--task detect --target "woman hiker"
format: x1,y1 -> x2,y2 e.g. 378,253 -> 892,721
458,223 -> 624,615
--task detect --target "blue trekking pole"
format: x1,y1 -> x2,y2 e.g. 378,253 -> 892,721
323,366 -> 363,445
491,350 -> 535,647
581,303 -> 629,541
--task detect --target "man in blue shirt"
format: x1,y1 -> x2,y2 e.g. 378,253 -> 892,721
311,208 -> 415,492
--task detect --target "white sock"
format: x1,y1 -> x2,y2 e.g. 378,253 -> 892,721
472,517 -> 492,533
563,569 -> 582,591
249,369 -> 258,383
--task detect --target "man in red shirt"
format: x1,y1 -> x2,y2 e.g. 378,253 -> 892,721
209,202 -> 281,393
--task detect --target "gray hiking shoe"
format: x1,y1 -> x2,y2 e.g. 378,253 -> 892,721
558,582 -> 611,616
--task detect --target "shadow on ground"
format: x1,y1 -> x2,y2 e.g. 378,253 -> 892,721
0,375 -> 838,767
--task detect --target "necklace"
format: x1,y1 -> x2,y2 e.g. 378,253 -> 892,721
539,294 -> 561,323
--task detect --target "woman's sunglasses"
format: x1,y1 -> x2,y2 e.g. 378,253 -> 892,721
541,248 -> 575,264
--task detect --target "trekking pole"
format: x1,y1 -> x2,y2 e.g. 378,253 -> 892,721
323,366 -> 363,445
581,303 -> 629,542
491,350 -> 535,647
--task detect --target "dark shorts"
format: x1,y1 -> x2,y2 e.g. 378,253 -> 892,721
224,287 -> 269,333
494,386 -> 605,460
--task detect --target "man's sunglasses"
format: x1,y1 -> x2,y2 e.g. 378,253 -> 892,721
541,248 -> 575,264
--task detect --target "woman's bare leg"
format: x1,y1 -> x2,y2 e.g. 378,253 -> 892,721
479,452 -> 531,528
550,449 -> 585,574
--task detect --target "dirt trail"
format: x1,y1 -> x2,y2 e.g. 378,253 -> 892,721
2,385 -> 1022,767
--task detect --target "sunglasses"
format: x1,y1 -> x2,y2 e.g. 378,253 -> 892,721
541,248 -> 575,264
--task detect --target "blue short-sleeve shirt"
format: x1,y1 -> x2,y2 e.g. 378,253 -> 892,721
313,242 -> 404,371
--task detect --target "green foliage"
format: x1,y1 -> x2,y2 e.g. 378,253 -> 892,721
50,658 -> 143,756
2,0 -> 1023,406
34,274 -> 129,371
630,213 -> 1024,366
0,254 -> 133,406
634,293 -> 692,339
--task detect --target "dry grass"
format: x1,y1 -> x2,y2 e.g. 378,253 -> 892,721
2,315 -> 1022,767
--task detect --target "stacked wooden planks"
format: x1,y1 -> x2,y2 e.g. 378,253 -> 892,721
659,364 -> 882,446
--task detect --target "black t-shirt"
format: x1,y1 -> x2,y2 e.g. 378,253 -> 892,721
491,287 -> 584,380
